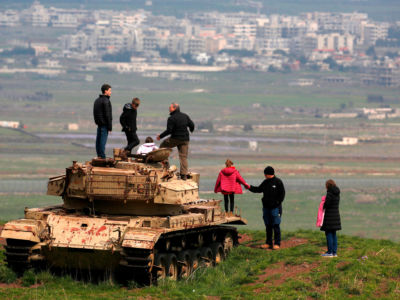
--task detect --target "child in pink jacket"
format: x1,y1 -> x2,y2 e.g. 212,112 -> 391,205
214,159 -> 250,215
316,195 -> 326,227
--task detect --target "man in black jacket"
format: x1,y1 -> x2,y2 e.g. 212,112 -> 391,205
120,97 -> 140,153
93,83 -> 112,159
157,103 -> 195,179
247,166 -> 285,250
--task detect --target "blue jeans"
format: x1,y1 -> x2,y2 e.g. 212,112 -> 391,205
263,207 -> 281,246
325,230 -> 337,254
96,126 -> 108,158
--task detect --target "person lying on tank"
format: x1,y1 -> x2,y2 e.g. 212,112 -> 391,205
137,137 -> 159,155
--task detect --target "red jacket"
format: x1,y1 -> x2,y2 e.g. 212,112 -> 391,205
214,167 -> 249,195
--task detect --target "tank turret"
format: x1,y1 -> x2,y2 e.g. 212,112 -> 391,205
2,148 -> 247,283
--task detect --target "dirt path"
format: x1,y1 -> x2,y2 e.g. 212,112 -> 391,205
239,235 -> 317,294
239,234 -> 308,250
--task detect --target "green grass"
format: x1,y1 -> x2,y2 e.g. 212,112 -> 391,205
0,195 -> 60,221
0,230 -> 399,299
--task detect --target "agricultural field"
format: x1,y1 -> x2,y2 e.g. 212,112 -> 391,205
0,68 -> 399,298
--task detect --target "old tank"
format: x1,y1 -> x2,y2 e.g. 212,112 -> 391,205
1,148 -> 247,283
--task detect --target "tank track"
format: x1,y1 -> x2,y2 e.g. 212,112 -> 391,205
120,225 -> 238,283
4,239 -> 36,274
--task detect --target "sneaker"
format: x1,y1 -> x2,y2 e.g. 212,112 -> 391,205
273,245 -> 280,250
321,252 -> 333,257
332,253 -> 338,257
261,244 -> 272,249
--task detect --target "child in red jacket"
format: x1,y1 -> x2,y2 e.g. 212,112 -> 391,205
214,159 -> 250,216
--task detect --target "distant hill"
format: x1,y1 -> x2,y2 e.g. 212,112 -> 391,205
1,0 -> 399,21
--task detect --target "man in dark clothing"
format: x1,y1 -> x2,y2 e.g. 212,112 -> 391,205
157,103 -> 195,180
93,84 -> 112,159
120,97 -> 140,153
247,166 -> 285,250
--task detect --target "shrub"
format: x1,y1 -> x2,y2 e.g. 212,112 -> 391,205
0,265 -> 17,284
21,269 -> 36,287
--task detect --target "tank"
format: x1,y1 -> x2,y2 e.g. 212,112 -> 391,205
1,148 -> 247,283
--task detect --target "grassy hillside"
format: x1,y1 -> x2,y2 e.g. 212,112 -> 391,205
0,230 -> 399,299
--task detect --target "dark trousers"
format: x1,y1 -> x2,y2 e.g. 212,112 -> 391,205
223,194 -> 234,212
95,126 -> 108,159
124,130 -> 140,152
262,207 -> 281,246
325,230 -> 337,254
160,138 -> 189,175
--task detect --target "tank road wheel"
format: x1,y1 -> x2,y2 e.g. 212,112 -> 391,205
166,254 -> 178,280
200,247 -> 213,268
211,243 -> 225,265
223,233 -> 234,256
197,234 -> 204,247
178,250 -> 192,279
154,253 -> 168,280
190,250 -> 201,272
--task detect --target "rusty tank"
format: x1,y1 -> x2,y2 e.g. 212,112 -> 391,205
1,148 -> 247,282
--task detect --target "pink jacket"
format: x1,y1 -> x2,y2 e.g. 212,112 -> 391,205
316,195 -> 326,227
214,167 -> 250,195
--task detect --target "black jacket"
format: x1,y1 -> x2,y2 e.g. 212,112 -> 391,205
119,103 -> 137,132
321,186 -> 341,231
93,94 -> 112,131
159,108 -> 195,141
249,176 -> 285,210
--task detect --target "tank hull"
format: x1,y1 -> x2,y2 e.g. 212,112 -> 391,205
1,204 -> 246,281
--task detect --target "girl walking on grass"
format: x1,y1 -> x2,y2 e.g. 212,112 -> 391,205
320,179 -> 341,257
214,159 -> 250,216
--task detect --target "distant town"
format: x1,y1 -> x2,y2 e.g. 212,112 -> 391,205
1,0 -> 400,87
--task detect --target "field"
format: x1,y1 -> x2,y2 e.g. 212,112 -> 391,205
0,64 -> 399,297
0,230 -> 399,299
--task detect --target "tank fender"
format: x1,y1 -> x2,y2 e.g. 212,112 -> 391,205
1,219 -> 45,243
122,228 -> 163,249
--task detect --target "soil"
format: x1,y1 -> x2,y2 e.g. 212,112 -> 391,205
252,261 -> 319,292
240,235 -> 308,250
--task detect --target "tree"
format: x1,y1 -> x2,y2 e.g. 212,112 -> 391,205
366,46 -> 376,57
243,123 -> 253,132
367,95 -> 384,103
198,121 -> 214,133
102,51 -> 131,62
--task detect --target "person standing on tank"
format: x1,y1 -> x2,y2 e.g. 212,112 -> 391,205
247,166 -> 285,250
120,97 -> 141,154
320,179 -> 341,257
93,84 -> 112,159
156,103 -> 195,180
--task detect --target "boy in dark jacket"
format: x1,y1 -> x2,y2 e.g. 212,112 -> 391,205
120,98 -> 140,153
93,84 -> 112,159
248,166 -> 285,250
